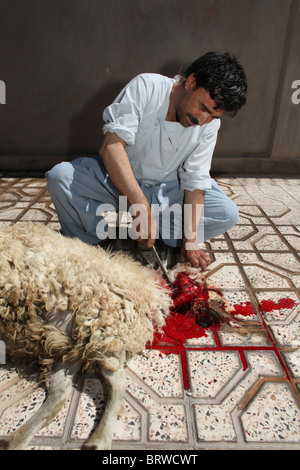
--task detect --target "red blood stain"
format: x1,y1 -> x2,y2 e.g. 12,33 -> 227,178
153,312 -> 207,347
150,272 -> 298,389
232,302 -> 256,317
153,272 -> 219,349
260,298 -> 297,313
152,272 -> 298,349
153,272 -> 213,348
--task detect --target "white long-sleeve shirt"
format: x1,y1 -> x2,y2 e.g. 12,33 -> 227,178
102,73 -> 220,192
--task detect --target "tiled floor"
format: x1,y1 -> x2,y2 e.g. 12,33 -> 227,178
0,174 -> 299,450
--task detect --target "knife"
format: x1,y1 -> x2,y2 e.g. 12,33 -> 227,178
152,245 -> 173,288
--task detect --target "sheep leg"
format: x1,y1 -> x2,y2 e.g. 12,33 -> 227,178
82,366 -> 126,450
1,362 -> 79,450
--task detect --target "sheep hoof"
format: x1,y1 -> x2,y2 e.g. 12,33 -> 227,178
0,439 -> 9,450
81,444 -> 98,450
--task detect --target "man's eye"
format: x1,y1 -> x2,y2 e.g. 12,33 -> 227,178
200,105 -> 210,114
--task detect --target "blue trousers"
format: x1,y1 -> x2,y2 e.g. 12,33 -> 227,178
46,157 -> 239,246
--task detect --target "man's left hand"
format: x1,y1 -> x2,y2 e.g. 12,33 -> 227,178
180,240 -> 212,271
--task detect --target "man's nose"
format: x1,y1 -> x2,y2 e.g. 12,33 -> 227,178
197,112 -> 212,126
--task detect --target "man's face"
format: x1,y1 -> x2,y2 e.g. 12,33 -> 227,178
176,74 -> 225,127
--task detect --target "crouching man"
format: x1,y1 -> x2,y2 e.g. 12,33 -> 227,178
47,52 -> 247,271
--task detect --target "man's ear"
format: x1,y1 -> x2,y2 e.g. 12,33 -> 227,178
185,73 -> 196,90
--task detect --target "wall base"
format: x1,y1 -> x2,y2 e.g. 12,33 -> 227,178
1,154 -> 300,178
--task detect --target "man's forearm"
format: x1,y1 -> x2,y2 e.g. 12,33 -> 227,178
99,132 -> 156,247
99,132 -> 150,208
183,189 -> 205,247
181,189 -> 211,270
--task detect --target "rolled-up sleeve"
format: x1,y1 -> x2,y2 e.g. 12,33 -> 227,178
102,75 -> 148,146
178,120 -> 221,192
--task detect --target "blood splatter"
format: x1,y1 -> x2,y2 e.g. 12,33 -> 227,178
260,298 -> 297,313
231,302 -> 256,318
150,271 -> 298,391
152,271 -> 298,349
153,312 -> 207,347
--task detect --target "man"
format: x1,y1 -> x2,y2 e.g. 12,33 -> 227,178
47,52 -> 247,271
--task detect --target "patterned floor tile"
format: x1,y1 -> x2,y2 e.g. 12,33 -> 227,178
0,174 -> 299,450
71,376 -> 141,443
187,351 -> 242,398
241,382 -> 300,442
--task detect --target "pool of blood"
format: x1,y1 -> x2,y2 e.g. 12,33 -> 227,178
149,272 -> 298,390
151,272 -> 297,348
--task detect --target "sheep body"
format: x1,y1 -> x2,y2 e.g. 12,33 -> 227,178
0,223 -> 171,449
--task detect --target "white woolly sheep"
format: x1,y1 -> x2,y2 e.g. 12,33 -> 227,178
0,222 -> 171,450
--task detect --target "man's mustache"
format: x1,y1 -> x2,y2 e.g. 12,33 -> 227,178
187,113 -> 199,125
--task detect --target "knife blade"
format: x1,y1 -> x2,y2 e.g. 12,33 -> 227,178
152,245 -> 173,288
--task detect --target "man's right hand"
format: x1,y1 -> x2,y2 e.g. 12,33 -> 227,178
131,204 -> 157,249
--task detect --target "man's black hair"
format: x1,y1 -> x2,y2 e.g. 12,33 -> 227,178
184,52 -> 248,116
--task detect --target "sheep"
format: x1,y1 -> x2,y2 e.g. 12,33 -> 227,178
0,222 -> 171,450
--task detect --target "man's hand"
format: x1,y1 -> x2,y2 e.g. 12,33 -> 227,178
130,204 -> 157,249
181,189 -> 211,270
180,239 -> 212,271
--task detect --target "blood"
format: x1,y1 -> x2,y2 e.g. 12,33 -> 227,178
231,302 -> 256,317
152,271 -> 298,348
153,272 -> 218,348
260,298 -> 297,313
153,312 -> 207,347
150,272 -> 298,389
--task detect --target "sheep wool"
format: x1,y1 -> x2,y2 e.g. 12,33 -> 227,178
0,223 -> 172,376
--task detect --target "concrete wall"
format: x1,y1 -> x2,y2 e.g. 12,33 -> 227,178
0,0 -> 299,174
